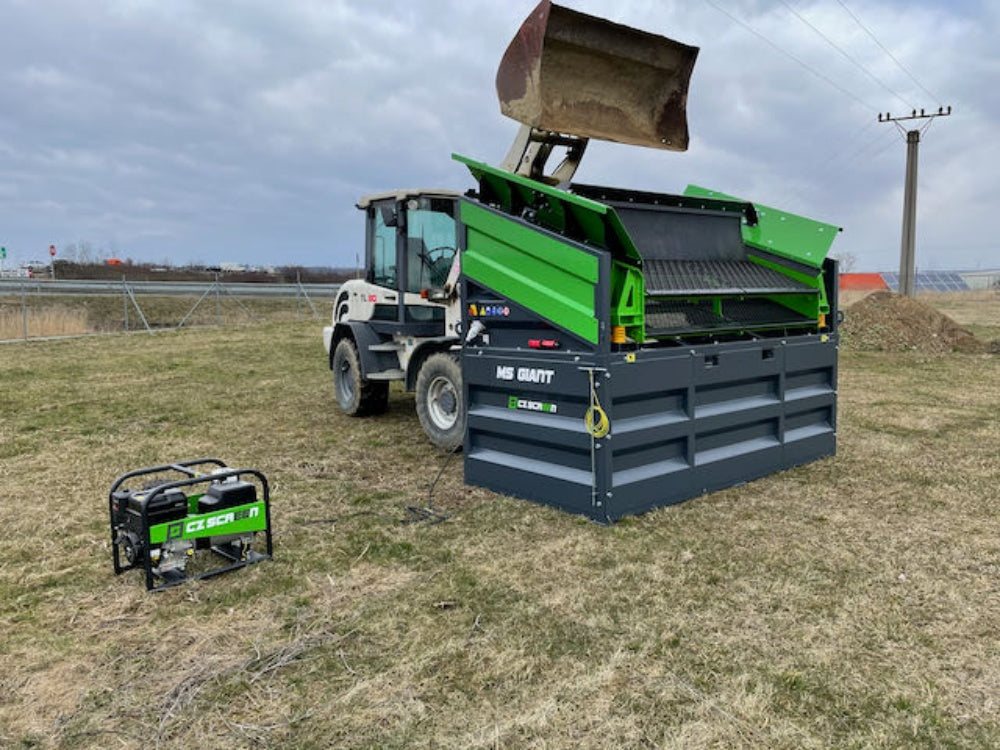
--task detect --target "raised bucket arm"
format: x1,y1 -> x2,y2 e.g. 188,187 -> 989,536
496,0 -> 699,181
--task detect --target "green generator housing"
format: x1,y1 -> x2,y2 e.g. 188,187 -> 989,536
455,154 -> 840,522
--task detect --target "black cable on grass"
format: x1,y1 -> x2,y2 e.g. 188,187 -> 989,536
302,444 -> 460,527
301,509 -> 404,526
427,443 -> 460,506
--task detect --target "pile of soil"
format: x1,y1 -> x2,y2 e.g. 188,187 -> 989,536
840,291 -> 986,353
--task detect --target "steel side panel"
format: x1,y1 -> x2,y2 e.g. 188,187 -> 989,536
463,349 -> 604,520
465,452 -> 599,520
463,334 -> 837,522
606,337 -> 836,519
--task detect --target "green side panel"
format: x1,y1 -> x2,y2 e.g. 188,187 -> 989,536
461,201 -> 600,344
610,260 -> 645,343
149,501 -> 267,544
683,185 -> 840,269
453,153 -> 642,264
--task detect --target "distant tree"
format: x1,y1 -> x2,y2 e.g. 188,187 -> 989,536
77,241 -> 95,264
833,250 -> 858,273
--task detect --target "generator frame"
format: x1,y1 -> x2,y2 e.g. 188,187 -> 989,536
109,458 -> 273,591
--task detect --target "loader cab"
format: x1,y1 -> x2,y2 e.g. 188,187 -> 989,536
361,190 -> 460,333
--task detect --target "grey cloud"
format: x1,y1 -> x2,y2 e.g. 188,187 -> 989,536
0,0 -> 995,271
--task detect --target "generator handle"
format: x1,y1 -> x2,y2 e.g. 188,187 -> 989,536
108,457 -> 228,496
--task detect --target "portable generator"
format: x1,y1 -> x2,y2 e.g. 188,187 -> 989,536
109,458 -> 273,591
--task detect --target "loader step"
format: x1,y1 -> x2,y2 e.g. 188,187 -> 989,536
367,369 -> 405,381
368,342 -> 403,352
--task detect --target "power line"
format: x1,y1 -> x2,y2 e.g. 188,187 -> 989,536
817,117 -> 879,170
840,126 -> 900,169
778,0 -> 915,111
769,117 -> 879,210
774,126 -> 898,214
703,0 -> 877,111
835,0 -> 942,106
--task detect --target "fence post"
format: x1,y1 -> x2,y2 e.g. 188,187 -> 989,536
122,274 -> 129,332
215,273 -> 221,326
21,282 -> 28,340
295,270 -> 319,318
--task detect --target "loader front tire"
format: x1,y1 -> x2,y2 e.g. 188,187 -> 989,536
332,338 -> 388,417
416,353 -> 464,452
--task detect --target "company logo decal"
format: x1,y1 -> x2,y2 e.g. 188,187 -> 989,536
507,396 -> 558,414
181,506 -> 260,536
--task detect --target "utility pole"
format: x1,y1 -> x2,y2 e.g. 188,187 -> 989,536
878,106 -> 951,296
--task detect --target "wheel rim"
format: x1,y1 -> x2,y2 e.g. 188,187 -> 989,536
336,358 -> 355,403
427,375 -> 458,430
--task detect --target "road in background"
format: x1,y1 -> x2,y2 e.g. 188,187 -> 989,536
0,279 -> 341,298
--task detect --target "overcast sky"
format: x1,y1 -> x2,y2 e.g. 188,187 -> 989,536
0,0 -> 996,272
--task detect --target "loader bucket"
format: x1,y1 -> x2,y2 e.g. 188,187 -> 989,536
496,0 -> 699,151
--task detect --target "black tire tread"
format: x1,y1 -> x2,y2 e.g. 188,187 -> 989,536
415,352 -> 464,451
333,338 -> 389,417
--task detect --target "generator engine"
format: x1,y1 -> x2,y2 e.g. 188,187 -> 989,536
111,484 -> 192,576
109,459 -> 272,591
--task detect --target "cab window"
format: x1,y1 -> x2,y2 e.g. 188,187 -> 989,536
405,197 -> 457,293
370,201 -> 397,288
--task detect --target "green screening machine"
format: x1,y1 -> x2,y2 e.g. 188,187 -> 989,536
455,1 -> 841,522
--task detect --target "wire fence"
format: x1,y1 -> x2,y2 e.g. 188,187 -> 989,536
0,277 -> 340,343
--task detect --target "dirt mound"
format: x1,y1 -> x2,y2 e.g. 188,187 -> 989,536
840,291 -> 986,353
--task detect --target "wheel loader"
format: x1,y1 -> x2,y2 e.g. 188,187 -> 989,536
323,1 -> 841,521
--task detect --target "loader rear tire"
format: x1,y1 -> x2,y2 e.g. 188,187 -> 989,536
332,338 -> 388,417
415,353 -> 464,452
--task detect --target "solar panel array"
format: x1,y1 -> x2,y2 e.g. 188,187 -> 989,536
881,271 -> 970,292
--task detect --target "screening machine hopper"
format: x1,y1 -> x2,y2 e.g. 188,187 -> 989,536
455,1 -> 842,522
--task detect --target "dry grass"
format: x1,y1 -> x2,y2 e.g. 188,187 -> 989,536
0,297 -> 998,749
0,305 -> 91,339
922,291 -> 1000,342
0,293 -> 320,340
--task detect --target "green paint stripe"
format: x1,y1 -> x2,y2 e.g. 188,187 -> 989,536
149,500 -> 267,543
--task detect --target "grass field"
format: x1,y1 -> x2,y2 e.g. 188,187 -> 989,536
1,297 -> 998,748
